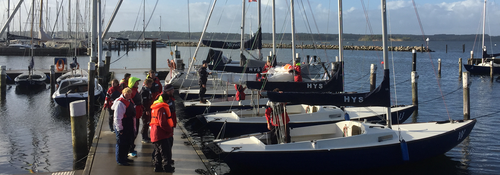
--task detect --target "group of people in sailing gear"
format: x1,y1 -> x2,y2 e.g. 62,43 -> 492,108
103,70 -> 176,172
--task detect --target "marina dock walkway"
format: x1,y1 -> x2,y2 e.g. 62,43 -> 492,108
82,110 -> 211,175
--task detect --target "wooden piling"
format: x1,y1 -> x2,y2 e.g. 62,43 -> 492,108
411,71 -> 418,113
151,41 -> 157,72
446,44 -> 448,53
438,59 -> 442,78
463,44 -> 465,53
463,72 -> 470,120
175,46 -> 184,70
104,51 -> 111,90
87,62 -> 96,147
370,64 -> 376,91
0,65 -> 6,99
412,49 -> 416,71
490,61 -> 494,82
459,58 -> 462,80
469,51 -> 474,65
50,65 -> 55,96
126,42 -> 129,55
70,100 -> 88,168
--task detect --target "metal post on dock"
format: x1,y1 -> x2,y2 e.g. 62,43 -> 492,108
175,46 -> 184,70
438,59 -> 442,78
50,65 -> 55,96
151,41 -> 157,72
463,72 -> 470,120
370,64 -> 376,91
70,100 -> 88,169
459,58 -> 463,80
87,62 -> 96,147
0,65 -> 6,99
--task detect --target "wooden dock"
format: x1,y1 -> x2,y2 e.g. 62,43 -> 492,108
82,109 -> 211,175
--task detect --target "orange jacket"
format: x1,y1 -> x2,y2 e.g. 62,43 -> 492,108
150,97 -> 174,142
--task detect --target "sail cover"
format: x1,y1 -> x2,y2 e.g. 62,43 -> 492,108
202,27 -> 262,50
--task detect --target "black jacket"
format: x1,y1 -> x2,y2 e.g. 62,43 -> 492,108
140,86 -> 152,111
198,67 -> 209,85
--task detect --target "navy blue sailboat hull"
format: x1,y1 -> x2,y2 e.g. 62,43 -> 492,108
220,119 -> 476,173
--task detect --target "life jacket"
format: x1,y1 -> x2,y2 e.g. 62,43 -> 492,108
117,97 -> 135,132
235,84 -> 246,101
150,96 -> 173,127
294,66 -> 302,82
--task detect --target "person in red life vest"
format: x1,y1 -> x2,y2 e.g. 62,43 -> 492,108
140,78 -> 154,143
103,79 -> 122,133
293,63 -> 302,82
150,87 -> 176,173
234,84 -> 246,104
111,87 -> 136,166
119,73 -> 131,90
146,70 -> 162,102
259,61 -> 272,81
128,77 -> 142,157
265,101 -> 291,144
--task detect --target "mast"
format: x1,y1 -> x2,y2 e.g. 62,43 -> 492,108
240,0 -> 245,56
185,0 -> 217,77
7,0 -> 9,42
31,0 -> 34,50
75,0 -> 79,54
257,0 -> 262,60
0,0 -> 25,39
482,0 -> 486,57
101,0 -> 123,39
338,0 -> 344,92
143,0 -> 145,40
290,0 -> 296,65
98,0 -> 103,74
160,16 -> 162,40
272,0 -> 276,57
68,0 -> 71,38
90,0 -> 97,62
381,0 -> 391,129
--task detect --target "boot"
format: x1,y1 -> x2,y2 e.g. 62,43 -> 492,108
164,165 -> 175,173
154,164 -> 164,172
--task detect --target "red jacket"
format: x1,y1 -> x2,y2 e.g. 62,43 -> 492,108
265,106 -> 290,126
294,66 -> 302,82
150,100 -> 174,142
104,86 -> 122,109
235,84 -> 246,101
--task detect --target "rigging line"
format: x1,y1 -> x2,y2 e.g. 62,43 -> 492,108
344,71 -> 370,85
412,0 -> 452,121
472,109 -> 500,119
298,0 -> 322,57
131,0 -> 142,32
360,0 -> 381,61
187,0 -> 192,64
387,8 -> 399,106
419,86 -> 462,104
109,53 -> 127,64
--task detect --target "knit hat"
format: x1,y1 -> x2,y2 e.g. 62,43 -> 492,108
163,84 -> 174,93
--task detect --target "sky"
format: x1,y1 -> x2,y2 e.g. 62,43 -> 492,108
2,0 -> 500,36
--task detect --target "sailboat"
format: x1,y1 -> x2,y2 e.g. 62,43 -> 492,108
206,0 -> 476,173
15,0 -> 47,88
463,0 -> 500,74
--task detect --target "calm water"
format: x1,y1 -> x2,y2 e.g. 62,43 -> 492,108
0,40 -> 499,174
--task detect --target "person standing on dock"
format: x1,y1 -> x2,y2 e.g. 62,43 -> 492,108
150,86 -> 176,173
119,73 -> 131,90
147,70 -> 162,100
162,84 -> 177,165
140,78 -> 154,143
103,79 -> 122,133
128,77 -> 142,157
111,87 -> 136,166
198,61 -> 211,104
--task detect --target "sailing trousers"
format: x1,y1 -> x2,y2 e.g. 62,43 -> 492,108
116,129 -> 133,163
153,137 -> 173,168
199,84 -> 207,101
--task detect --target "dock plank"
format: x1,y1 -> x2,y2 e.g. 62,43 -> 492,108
83,111 -> 209,175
